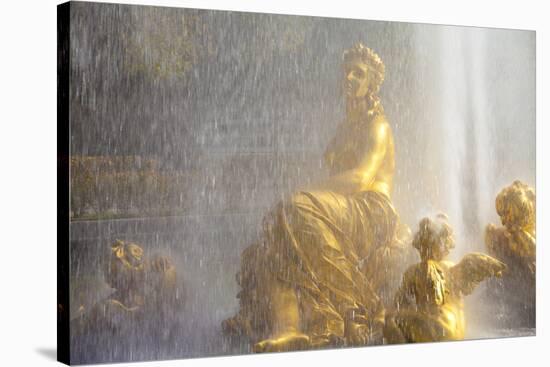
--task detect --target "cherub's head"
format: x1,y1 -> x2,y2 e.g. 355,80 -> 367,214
495,180 -> 536,233
412,214 -> 455,262
104,239 -> 145,291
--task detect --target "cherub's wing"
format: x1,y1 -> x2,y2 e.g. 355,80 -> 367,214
450,253 -> 506,296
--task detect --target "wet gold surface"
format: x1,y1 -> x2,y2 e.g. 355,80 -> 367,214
384,215 -> 505,343
223,44 -> 412,351
486,181 -> 536,273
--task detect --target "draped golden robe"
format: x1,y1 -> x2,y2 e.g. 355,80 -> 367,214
226,106 -> 400,347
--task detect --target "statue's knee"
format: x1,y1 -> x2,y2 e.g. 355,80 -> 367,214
289,192 -> 311,208
282,192 -> 310,219
273,193 -> 309,228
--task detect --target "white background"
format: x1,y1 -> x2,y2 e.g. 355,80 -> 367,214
0,0 -> 547,365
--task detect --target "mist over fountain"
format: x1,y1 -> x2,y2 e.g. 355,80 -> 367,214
399,25 -> 536,337
65,3 -> 535,363
394,25 -> 535,257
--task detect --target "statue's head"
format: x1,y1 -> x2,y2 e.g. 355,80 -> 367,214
412,214 -> 455,261
496,180 -> 536,232
104,239 -> 146,291
343,43 -> 385,99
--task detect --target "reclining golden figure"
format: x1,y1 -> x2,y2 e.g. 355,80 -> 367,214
384,215 -> 506,343
223,44 -> 412,352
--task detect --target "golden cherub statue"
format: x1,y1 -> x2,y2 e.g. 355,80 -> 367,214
485,180 -> 536,327
384,214 -> 506,343
74,240 -> 179,341
485,180 -> 535,276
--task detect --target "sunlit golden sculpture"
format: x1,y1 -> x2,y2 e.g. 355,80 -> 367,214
485,180 -> 536,326
485,180 -> 535,275
223,43 -> 412,351
384,214 -> 506,343
104,240 -> 177,317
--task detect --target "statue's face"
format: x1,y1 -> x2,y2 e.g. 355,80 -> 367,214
344,58 -> 373,99
112,241 -> 144,271
432,235 -> 453,261
106,241 -> 145,290
125,243 -> 144,267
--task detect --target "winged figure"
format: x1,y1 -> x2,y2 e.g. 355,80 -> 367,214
384,215 -> 505,343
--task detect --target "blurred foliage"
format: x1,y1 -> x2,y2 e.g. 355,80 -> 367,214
120,8 -> 314,80
228,12 -> 315,63
264,15 -> 314,54
70,155 -> 196,220
122,9 -> 216,80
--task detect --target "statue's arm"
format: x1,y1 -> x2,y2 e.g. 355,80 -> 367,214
393,266 -> 416,309
510,230 -> 536,259
313,117 -> 388,195
355,116 -> 389,185
485,224 -> 535,259
484,223 -> 501,256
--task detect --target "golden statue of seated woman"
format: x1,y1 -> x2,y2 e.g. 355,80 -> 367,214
384,215 -> 506,343
223,44 -> 412,352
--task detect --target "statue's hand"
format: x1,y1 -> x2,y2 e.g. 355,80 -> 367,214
344,307 -> 376,346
